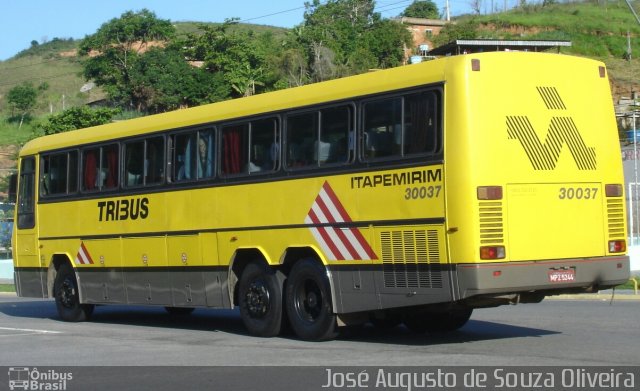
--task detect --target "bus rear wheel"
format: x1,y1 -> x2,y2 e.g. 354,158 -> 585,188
285,259 -> 337,341
53,263 -> 94,322
238,262 -> 283,337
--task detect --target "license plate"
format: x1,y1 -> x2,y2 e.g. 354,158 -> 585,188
548,269 -> 575,282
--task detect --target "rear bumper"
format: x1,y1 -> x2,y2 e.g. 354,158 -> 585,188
456,255 -> 630,300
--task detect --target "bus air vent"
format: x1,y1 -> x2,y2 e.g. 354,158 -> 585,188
606,198 -> 625,239
380,229 -> 443,289
479,201 -> 504,245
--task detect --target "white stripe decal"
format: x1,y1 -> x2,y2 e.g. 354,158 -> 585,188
305,182 -> 377,261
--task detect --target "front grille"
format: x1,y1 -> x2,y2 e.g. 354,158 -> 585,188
380,229 -> 442,289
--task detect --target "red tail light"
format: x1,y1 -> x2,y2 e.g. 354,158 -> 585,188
480,246 -> 505,260
608,240 -> 626,253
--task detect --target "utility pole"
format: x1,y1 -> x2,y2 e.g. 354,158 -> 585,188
445,0 -> 450,22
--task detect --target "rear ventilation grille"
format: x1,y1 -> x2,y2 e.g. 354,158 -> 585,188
479,201 -> 504,244
607,198 -> 625,239
380,229 -> 442,289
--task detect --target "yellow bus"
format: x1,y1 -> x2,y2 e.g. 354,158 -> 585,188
11,51 -> 629,340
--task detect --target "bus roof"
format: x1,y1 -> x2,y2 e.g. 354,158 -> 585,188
19,51 -> 602,156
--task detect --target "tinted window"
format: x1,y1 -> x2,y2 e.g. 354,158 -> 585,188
363,89 -> 441,161
172,129 -> 215,182
82,144 -> 119,191
221,118 -> 278,176
17,157 -> 35,229
124,137 -> 165,187
286,105 -> 353,169
41,151 -> 78,196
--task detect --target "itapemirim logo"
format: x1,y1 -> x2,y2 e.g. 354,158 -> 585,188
8,367 -> 73,390
507,87 -> 597,171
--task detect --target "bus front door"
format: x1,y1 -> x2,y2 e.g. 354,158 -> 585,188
14,156 -> 45,297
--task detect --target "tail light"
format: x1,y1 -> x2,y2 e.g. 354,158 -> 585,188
477,186 -> 503,200
605,184 -> 623,197
480,246 -> 505,260
608,240 -> 626,253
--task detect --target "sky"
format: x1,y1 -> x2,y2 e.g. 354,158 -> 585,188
0,0 -> 473,61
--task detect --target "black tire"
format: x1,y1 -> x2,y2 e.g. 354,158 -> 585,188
238,262 -> 284,337
164,307 -> 195,316
285,259 -> 337,341
404,308 -> 473,334
53,263 -> 94,322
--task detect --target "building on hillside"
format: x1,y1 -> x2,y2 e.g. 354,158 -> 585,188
397,17 -> 450,64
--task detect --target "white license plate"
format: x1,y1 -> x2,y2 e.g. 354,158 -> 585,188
548,269 -> 576,282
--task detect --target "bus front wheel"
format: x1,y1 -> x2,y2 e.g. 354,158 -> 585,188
238,262 -> 284,337
285,259 -> 337,341
53,263 -> 94,322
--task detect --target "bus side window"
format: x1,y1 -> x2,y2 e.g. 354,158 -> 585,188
250,118 -> 278,173
102,144 -> 119,189
146,137 -> 165,185
320,106 -> 352,165
125,137 -> 164,187
221,124 -> 249,176
363,97 -> 402,160
196,129 -> 215,179
172,132 -> 196,181
403,90 -> 441,156
125,141 -> 144,186
41,153 -> 74,196
286,112 -> 317,168
82,148 -> 99,191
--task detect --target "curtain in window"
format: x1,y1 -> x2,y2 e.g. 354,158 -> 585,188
84,151 -> 97,190
223,129 -> 242,174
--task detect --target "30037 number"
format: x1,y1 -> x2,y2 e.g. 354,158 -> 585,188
558,187 -> 598,200
405,186 -> 442,200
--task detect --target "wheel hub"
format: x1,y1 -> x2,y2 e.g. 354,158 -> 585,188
245,280 -> 270,318
59,278 -> 76,309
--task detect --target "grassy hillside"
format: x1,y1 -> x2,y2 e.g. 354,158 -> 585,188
459,1 -> 640,87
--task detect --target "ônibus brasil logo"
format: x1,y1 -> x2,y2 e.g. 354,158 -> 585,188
8,367 -> 73,391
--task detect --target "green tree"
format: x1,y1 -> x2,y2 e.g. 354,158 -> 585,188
38,106 -> 122,135
401,1 -> 440,19
296,0 -> 412,81
7,82 -> 38,129
182,21 -> 269,98
432,21 -> 479,47
130,46 -> 230,112
79,9 -> 175,109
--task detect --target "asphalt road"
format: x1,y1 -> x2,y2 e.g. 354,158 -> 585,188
0,294 -> 638,390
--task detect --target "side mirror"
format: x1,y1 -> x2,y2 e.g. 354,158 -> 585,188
7,174 -> 17,203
